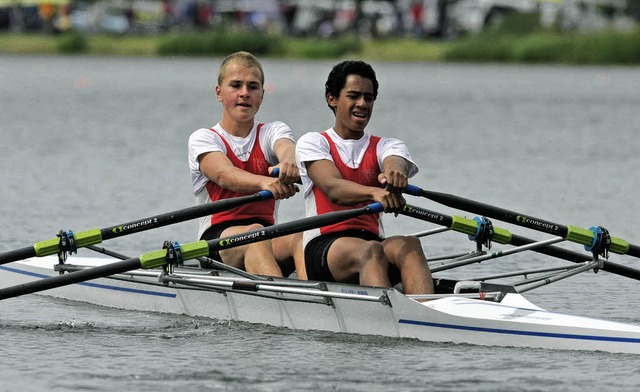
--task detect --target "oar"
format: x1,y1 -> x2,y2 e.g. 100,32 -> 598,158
0,191 -> 274,265
404,185 -> 640,258
400,204 -> 640,281
0,202 -> 384,300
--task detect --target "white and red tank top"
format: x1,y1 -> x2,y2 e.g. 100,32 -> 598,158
205,124 -> 276,227
311,131 -> 382,236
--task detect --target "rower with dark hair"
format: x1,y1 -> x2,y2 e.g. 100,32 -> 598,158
295,60 -> 434,294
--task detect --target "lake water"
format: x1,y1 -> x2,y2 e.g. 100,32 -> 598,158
1,54 -> 640,391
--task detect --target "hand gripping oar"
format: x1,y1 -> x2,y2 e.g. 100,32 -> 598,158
400,204 -> 640,281
404,185 -> 640,259
0,191 -> 275,265
0,203 -> 384,300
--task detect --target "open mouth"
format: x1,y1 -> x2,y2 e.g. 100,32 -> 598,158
353,111 -> 368,120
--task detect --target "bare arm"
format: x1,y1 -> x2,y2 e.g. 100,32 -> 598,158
305,159 -> 401,211
272,138 -> 300,185
198,151 -> 296,200
378,155 -> 410,192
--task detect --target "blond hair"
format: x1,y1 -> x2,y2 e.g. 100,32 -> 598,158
217,51 -> 265,86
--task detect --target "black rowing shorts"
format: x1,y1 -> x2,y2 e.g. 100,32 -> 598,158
304,229 -> 382,282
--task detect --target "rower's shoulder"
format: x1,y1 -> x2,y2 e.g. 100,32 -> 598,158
260,120 -> 291,132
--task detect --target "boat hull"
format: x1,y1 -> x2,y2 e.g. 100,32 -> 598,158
2,256 -> 640,354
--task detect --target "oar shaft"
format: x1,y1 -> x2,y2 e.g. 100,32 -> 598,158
400,204 -> 640,281
405,185 -> 640,258
207,203 -> 384,254
0,203 -> 384,300
0,191 -> 274,265
99,192 -> 270,241
400,204 -> 512,244
0,248 -> 37,266
0,258 -> 142,300
409,187 -> 570,235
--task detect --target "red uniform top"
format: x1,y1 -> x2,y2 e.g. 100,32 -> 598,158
311,131 -> 382,236
205,124 -> 276,226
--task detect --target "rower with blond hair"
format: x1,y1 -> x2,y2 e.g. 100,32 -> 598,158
188,51 -> 304,277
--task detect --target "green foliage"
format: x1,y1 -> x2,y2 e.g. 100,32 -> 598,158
444,9 -> 640,64
568,31 -> 640,64
157,32 -> 361,59
156,31 -> 284,56
284,36 -> 362,59
56,33 -> 88,54
485,12 -> 544,36
510,34 -> 575,63
4,25 -> 640,65
443,36 -> 516,62
445,30 -> 640,65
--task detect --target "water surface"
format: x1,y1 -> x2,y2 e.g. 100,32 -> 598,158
1,55 -> 640,391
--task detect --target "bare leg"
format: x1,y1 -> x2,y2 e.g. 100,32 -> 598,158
272,233 -> 303,278
358,241 -> 393,288
287,233 -> 306,280
218,224 -> 283,277
382,236 -> 434,294
292,235 -> 306,280
327,237 -> 391,287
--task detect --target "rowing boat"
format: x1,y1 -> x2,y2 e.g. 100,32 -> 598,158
2,189 -> 640,354
2,248 -> 640,354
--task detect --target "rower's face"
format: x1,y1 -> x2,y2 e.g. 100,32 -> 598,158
328,74 -> 375,136
216,62 -> 264,124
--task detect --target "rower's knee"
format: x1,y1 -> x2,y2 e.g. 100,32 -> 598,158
359,241 -> 387,270
245,223 -> 266,232
357,241 -> 392,287
404,236 -> 425,254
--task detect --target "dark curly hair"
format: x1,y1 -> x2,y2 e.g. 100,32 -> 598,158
324,60 -> 379,113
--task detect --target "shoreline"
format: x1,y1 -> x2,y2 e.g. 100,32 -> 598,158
1,30 -> 639,65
